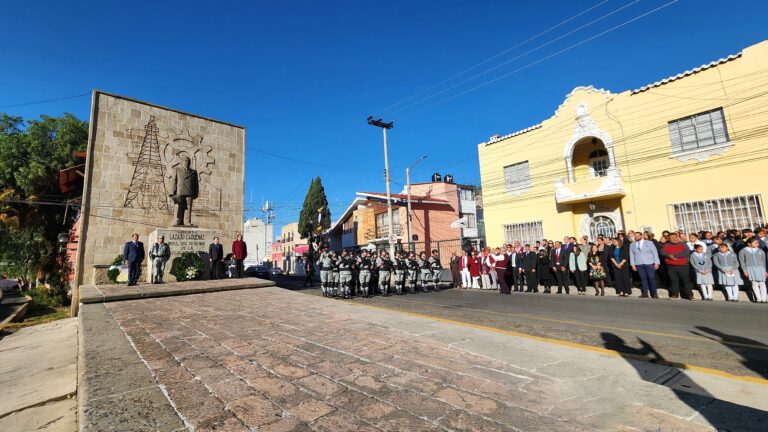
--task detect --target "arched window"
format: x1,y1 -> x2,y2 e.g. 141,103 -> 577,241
589,216 -> 616,240
589,149 -> 609,178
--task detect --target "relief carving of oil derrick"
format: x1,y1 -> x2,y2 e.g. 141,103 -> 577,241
123,117 -> 170,211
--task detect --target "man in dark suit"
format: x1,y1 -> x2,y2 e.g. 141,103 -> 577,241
550,241 -> 570,294
449,252 -> 461,288
169,156 -> 199,226
208,236 -> 224,279
520,244 -> 539,292
123,233 -> 145,286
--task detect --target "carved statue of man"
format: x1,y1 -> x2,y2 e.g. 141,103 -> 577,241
169,156 -> 199,226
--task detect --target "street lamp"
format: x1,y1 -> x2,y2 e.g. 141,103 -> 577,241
367,116 -> 396,257
406,155 -> 428,252
57,232 -> 70,253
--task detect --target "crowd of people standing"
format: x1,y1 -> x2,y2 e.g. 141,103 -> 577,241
121,233 -> 249,285
314,247 -> 443,299
448,228 -> 768,303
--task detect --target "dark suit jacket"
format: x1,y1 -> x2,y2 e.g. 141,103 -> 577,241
209,243 -> 224,260
520,251 -> 538,271
123,241 -> 145,263
550,247 -> 569,268
171,168 -> 199,199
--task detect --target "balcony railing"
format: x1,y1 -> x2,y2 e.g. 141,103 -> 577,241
555,168 -> 625,204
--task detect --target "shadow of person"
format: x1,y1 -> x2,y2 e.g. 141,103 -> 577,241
691,326 -> 768,379
600,332 -> 767,431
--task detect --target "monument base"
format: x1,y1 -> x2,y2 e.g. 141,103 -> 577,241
147,227 -> 217,283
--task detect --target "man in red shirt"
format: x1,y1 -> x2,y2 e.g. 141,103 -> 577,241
660,232 -> 693,300
231,234 -> 248,278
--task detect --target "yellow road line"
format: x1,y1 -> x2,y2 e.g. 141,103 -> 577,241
382,296 -> 768,351
343,300 -> 768,386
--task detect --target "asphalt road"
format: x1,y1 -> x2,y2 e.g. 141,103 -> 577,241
276,276 -> 768,379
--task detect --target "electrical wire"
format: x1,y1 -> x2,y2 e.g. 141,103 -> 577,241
0,92 -> 90,109
393,0 -> 681,119
376,0 -> 611,115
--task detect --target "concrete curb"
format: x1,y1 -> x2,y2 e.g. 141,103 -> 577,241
78,303 -> 186,432
0,302 -> 30,329
79,278 -> 275,304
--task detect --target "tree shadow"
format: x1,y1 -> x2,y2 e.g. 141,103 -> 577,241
601,332 -> 767,431
690,326 -> 768,379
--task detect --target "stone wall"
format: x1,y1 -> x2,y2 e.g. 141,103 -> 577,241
76,91 -> 245,286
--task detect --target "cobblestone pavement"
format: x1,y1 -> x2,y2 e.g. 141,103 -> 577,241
105,287 -> 767,431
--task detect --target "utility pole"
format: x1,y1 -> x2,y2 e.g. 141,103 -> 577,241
405,155 -> 427,252
367,116 -> 395,257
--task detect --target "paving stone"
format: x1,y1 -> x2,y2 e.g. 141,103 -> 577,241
434,386 -> 501,416
311,410 -> 381,432
382,390 -> 455,421
259,415 -> 312,432
329,391 -> 397,422
226,395 -> 282,428
338,373 -> 393,396
289,399 -> 336,423
207,378 -> 259,403
98,287 -> 763,432
195,415 -> 251,431
374,410 -> 445,431
153,364 -> 195,384
295,374 -> 346,397
248,376 -> 300,400
311,360 -> 357,379
272,361 -> 313,380
437,409 -> 516,432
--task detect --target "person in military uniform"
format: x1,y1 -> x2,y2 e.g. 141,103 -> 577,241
418,251 -> 432,292
429,249 -> 443,292
407,251 -> 419,294
316,247 -> 334,297
357,250 -> 374,298
352,249 -> 361,297
149,235 -> 171,284
169,156 -> 199,226
369,251 -> 379,295
338,249 -> 354,299
394,250 -> 407,295
330,251 -> 340,298
377,250 -> 394,296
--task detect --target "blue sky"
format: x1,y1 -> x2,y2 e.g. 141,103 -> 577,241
1,0 -> 766,235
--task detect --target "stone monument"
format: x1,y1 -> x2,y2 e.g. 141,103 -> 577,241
74,91 -> 245,292
169,155 -> 199,226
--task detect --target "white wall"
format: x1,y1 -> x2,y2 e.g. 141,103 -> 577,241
243,218 -> 273,265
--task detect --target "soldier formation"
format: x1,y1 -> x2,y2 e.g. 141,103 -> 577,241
315,247 -> 443,299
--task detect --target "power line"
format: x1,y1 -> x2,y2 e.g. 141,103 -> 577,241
0,92 -> 90,110
385,0 -> 641,117
376,0 -> 611,115
395,0 -> 680,119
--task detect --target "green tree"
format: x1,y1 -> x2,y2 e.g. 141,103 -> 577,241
0,113 -> 88,301
298,177 -> 331,242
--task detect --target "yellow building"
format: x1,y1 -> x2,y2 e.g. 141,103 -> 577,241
479,40 -> 768,246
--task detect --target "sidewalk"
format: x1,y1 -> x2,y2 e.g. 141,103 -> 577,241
0,318 -> 77,432
80,286 -> 767,431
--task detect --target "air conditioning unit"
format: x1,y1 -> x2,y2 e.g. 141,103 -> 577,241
431,172 -> 442,182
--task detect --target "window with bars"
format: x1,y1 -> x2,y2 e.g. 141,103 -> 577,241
503,221 -> 543,245
667,108 -> 729,154
503,161 -> 531,195
668,194 -> 764,233
588,149 -> 609,177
